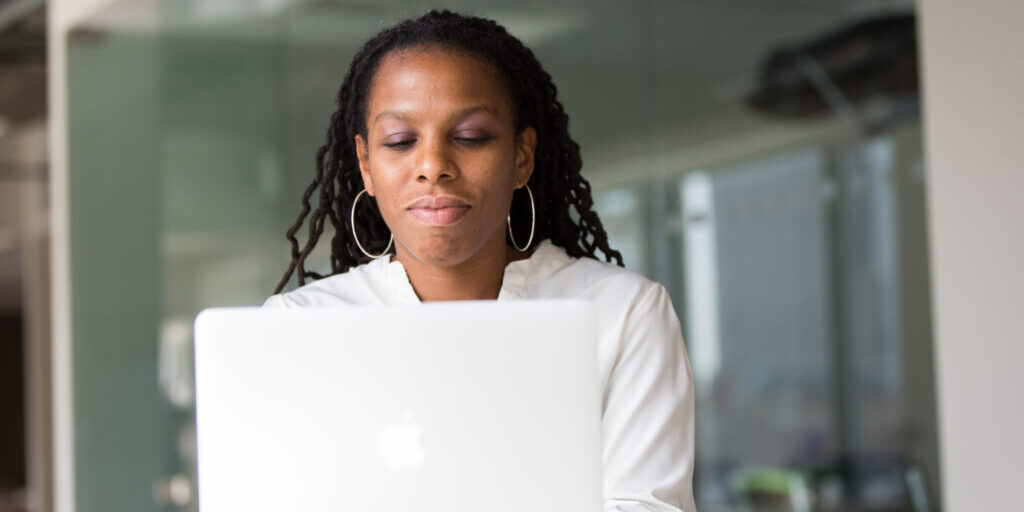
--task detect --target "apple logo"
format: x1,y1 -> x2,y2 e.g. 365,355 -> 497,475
378,412 -> 426,470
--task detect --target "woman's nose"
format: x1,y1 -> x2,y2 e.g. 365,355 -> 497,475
416,136 -> 457,183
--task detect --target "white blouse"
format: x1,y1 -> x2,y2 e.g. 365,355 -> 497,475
263,239 -> 697,512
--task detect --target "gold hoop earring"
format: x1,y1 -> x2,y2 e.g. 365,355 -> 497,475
506,184 -> 535,252
351,189 -> 393,259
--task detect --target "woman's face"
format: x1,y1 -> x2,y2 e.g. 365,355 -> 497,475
355,47 -> 536,268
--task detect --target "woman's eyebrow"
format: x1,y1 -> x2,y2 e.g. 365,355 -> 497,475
372,110 -> 414,125
449,105 -> 499,121
372,105 -> 499,126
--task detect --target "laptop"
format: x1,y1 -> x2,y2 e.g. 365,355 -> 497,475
193,300 -> 602,512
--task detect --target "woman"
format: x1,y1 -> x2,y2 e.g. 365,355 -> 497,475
263,10 -> 696,512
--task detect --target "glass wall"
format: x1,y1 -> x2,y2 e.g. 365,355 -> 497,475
64,1 -> 936,511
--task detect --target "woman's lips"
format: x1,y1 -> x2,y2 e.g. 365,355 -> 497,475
406,196 -> 471,225
408,206 -> 470,225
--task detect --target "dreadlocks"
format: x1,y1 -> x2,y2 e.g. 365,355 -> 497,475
274,9 -> 623,294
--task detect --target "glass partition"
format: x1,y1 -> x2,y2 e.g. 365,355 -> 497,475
65,1 -> 936,511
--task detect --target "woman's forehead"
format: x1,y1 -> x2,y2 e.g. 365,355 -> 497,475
365,47 -> 513,124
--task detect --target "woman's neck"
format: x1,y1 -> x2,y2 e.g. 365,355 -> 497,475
393,236 -> 531,302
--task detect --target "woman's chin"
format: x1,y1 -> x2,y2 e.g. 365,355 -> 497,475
405,235 -> 470,267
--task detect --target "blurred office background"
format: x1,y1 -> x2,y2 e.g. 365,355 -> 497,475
2,0 -> 1021,511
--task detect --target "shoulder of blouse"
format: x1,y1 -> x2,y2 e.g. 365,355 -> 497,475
532,247 -> 666,304
261,257 -> 390,308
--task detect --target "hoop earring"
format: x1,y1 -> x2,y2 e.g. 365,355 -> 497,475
507,184 -> 535,252
351,189 -> 393,259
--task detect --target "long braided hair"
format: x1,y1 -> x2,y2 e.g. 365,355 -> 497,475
274,9 -> 623,294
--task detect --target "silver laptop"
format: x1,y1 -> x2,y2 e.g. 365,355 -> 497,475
193,300 -> 602,512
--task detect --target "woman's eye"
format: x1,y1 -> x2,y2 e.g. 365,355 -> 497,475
383,139 -> 415,150
455,136 -> 491,146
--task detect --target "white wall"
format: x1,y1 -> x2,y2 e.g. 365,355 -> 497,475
918,1 -> 1024,510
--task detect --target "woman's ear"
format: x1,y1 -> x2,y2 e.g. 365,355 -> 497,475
514,126 -> 537,188
355,134 -> 375,196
